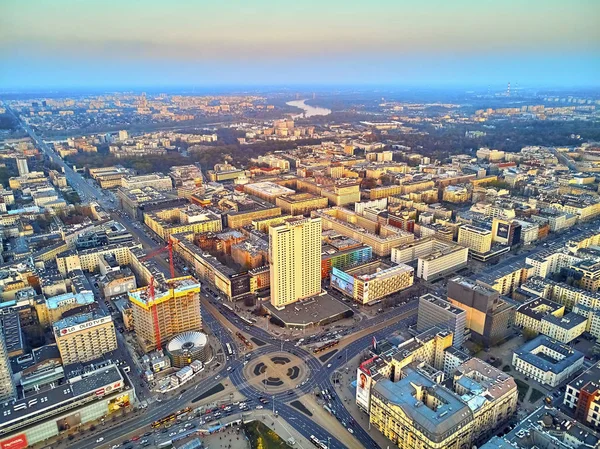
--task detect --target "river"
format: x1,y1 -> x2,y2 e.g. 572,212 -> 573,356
286,99 -> 331,118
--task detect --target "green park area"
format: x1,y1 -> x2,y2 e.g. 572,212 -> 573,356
243,421 -> 292,449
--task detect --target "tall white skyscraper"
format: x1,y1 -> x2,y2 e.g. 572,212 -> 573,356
269,216 -> 322,310
0,332 -> 16,402
16,157 -> 29,176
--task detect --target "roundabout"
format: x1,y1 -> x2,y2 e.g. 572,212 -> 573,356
243,351 -> 309,394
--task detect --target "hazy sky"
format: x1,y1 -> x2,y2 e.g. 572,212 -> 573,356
1,0 -> 599,89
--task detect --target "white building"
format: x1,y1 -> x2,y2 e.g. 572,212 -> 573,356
512,335 -> 584,387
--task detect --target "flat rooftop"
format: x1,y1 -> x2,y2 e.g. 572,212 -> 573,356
264,293 -> 352,327
0,364 -> 125,427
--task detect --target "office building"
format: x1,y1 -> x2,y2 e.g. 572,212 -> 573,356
313,207 -> 414,256
391,237 -> 468,281
0,333 -> 16,402
269,217 -> 322,309
34,291 -> 96,327
514,297 -> 565,333
457,224 -> 492,254
331,261 -> 414,305
276,193 -> 328,216
564,361 -> 600,429
244,181 -> 295,203
491,218 -> 522,247
512,335 -> 584,387
122,173 -> 173,191
540,312 -> 587,343
447,276 -> 515,347
53,311 -> 118,364
417,294 -> 467,347
144,205 -> 222,241
128,277 -> 202,353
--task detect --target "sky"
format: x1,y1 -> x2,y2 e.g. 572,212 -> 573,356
1,0 -> 599,90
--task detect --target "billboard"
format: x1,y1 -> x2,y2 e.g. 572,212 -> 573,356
0,435 -> 28,449
55,316 -> 112,336
331,268 -> 355,297
496,223 -> 510,240
355,367 -> 372,410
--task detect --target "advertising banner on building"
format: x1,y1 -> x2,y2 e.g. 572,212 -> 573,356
356,367 -> 372,410
0,434 -> 28,449
331,267 -> 355,296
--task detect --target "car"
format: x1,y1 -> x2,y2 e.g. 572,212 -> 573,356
143,432 -> 152,437
347,428 -> 354,434
96,437 -> 104,443
169,432 -> 177,437
131,436 -> 140,441
256,405 -> 263,409
327,363 -> 332,368
215,375 -> 220,380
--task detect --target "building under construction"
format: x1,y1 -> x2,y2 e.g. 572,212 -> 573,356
129,276 -> 202,353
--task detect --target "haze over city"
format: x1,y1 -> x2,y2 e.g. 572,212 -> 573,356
1,0 -> 599,89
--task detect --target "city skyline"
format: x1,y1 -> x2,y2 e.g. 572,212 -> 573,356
1,0 -> 599,89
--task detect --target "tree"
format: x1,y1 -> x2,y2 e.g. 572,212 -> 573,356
523,328 -> 538,341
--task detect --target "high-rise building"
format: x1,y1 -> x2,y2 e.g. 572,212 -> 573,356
447,276 -> 515,347
53,311 -> 118,364
118,130 -> 128,141
16,157 -> 29,176
0,332 -> 16,402
417,294 -> 467,347
269,217 -> 322,309
128,277 -> 202,353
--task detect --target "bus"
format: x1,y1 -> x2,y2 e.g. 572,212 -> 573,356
225,343 -> 233,356
313,340 -> 339,354
151,407 -> 191,428
222,303 -> 233,312
310,435 -> 328,449
240,316 -> 254,326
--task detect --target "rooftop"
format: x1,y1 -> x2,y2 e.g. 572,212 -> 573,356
514,335 -> 584,374
541,311 -> 587,330
0,364 -> 126,428
373,369 -> 473,443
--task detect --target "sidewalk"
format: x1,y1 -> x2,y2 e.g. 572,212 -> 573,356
331,352 -> 393,449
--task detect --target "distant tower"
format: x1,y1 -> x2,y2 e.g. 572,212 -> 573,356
507,82 -> 511,97
312,92 -> 316,100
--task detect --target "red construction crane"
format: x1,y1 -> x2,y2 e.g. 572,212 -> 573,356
140,239 -> 175,278
140,240 -> 176,351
